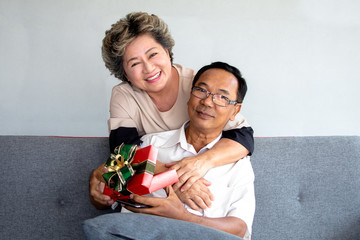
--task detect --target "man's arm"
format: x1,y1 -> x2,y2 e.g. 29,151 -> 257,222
126,185 -> 247,238
89,156 -> 215,210
89,158 -> 214,210
155,161 -> 214,210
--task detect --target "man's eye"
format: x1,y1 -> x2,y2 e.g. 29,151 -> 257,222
219,95 -> 228,100
198,88 -> 207,93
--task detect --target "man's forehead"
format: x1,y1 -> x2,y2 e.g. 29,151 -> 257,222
199,68 -> 235,80
197,68 -> 238,90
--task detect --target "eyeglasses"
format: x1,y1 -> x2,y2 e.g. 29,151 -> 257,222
191,86 -> 238,107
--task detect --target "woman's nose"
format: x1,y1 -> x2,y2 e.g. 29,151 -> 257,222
143,60 -> 154,73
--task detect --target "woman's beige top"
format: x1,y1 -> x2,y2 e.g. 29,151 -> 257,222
108,64 -> 250,137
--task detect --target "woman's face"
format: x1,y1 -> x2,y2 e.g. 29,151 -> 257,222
122,33 -> 172,93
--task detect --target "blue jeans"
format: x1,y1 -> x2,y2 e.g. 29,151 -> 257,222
83,213 -> 244,240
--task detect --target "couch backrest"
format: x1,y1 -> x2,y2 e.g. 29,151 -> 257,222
0,136 -> 112,239
1,136 -> 359,240
251,136 -> 360,240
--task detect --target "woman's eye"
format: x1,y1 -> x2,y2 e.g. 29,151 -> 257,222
149,52 -> 158,58
131,62 -> 140,67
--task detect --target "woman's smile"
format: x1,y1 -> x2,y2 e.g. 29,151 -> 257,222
145,71 -> 161,83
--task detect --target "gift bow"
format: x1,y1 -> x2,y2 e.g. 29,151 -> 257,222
102,144 -> 179,201
103,143 -> 137,193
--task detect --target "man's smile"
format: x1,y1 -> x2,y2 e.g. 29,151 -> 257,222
196,107 -> 215,119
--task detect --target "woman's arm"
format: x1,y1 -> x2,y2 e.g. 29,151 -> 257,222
89,127 -> 142,209
109,126 -> 142,152
89,164 -> 113,209
89,83 -> 145,208
168,126 -> 254,192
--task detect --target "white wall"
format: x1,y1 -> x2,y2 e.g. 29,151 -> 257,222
1,0 -> 359,137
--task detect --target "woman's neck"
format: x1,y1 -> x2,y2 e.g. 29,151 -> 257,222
148,66 -> 179,112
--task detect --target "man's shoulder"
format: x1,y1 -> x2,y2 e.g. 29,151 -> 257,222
140,128 -> 180,148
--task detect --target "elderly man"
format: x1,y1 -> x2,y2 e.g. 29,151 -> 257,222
83,62 -> 255,240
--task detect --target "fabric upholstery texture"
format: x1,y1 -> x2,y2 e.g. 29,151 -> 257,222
0,136 -> 359,240
251,136 -> 360,240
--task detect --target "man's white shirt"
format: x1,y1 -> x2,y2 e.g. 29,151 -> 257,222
139,122 -> 255,239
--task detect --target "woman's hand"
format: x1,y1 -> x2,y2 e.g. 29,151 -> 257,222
175,178 -> 214,211
167,138 -> 250,192
166,155 -> 213,192
89,163 -> 114,209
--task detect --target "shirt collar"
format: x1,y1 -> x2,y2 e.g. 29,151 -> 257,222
162,121 -> 222,153
159,122 -> 187,149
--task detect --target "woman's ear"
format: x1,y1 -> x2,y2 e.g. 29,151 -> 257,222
166,49 -> 171,59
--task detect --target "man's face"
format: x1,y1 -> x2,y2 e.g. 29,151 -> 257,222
187,68 -> 242,135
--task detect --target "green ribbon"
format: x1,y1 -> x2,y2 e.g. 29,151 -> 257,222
103,143 -> 137,193
102,143 -> 156,196
132,160 -> 156,175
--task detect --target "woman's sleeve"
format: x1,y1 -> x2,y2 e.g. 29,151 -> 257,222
222,113 -> 254,155
109,127 -> 142,153
222,127 -> 254,155
108,85 -> 143,153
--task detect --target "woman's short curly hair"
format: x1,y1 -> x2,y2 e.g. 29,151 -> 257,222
102,12 -> 175,83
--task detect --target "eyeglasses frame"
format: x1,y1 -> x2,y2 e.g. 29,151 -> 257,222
191,86 -> 239,107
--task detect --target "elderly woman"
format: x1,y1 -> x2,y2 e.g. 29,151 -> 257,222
90,12 -> 254,210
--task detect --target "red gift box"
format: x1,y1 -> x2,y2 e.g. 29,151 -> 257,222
103,145 -> 178,200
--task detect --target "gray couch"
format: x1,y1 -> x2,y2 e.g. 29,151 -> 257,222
1,136 -> 359,239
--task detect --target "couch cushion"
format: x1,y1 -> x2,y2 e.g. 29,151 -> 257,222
251,136 -> 360,240
0,136 -> 112,239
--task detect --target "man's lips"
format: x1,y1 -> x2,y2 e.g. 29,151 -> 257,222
145,71 -> 161,83
196,108 -> 215,119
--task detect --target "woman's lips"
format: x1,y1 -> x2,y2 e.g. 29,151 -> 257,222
145,71 -> 161,83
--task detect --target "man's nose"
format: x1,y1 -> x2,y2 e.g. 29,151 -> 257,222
200,93 -> 214,107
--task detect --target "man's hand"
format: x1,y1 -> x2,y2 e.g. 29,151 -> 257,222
124,185 -> 191,221
175,178 -> 214,211
89,163 -> 114,209
125,185 -> 247,238
166,156 -> 212,192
